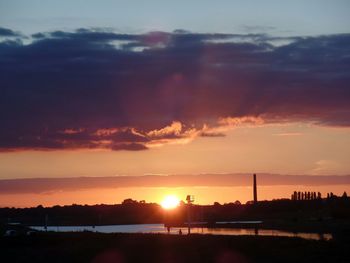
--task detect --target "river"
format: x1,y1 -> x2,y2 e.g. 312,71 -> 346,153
31,223 -> 332,241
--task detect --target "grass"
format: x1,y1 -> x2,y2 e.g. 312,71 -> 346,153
1,232 -> 349,263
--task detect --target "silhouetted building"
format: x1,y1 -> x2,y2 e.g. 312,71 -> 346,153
253,174 -> 257,204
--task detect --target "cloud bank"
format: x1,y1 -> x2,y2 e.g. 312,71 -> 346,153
0,174 -> 349,194
0,28 -> 349,151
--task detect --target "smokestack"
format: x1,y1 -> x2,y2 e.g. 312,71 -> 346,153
253,174 -> 257,204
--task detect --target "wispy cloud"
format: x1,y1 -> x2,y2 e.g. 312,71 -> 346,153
310,160 -> 342,175
0,174 -> 349,194
273,132 -> 303,136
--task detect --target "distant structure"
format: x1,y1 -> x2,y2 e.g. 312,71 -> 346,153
186,195 -> 194,234
291,191 -> 322,201
253,174 -> 258,204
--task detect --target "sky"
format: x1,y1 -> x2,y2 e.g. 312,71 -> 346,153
1,0 -> 350,36
0,0 -> 350,206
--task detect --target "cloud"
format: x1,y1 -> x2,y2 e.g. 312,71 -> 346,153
0,28 -> 349,151
0,174 -> 349,194
199,131 -> 226,137
0,27 -> 20,37
273,132 -> 302,137
147,121 -> 183,139
110,143 -> 148,151
310,160 -> 342,175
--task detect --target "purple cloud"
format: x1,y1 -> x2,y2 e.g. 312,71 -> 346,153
0,28 -> 349,151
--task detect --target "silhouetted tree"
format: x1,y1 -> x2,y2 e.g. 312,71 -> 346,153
292,191 -> 297,201
122,198 -> 138,205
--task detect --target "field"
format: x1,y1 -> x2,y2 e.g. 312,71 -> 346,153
1,232 -> 349,263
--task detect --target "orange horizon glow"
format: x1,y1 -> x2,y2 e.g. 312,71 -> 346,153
1,124 -> 350,180
1,185 -> 350,208
0,124 -> 349,208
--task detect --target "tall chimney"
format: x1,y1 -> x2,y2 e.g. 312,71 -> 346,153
253,174 -> 257,204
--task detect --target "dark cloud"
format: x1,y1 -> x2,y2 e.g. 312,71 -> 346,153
199,132 -> 226,137
110,143 -> 148,151
0,28 -> 349,151
0,174 -> 349,194
0,27 -> 20,37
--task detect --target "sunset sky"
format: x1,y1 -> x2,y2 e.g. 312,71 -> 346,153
0,0 -> 350,207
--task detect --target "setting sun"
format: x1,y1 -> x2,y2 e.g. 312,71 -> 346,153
160,195 -> 180,209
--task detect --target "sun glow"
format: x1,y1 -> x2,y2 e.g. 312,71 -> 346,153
160,195 -> 180,209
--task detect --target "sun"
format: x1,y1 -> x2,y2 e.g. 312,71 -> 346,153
161,195 -> 180,209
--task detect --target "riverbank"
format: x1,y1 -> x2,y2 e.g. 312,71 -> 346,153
1,232 -> 349,263
212,218 -> 350,234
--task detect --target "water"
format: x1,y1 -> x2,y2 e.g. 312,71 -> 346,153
31,223 -> 332,241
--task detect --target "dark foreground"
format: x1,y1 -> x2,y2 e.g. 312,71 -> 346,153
1,232 -> 349,263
